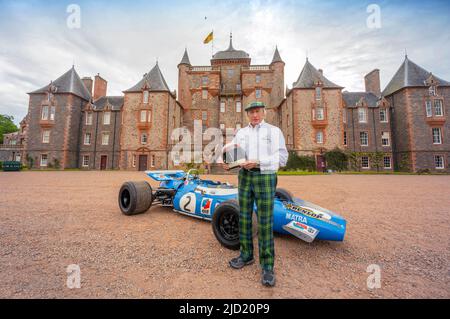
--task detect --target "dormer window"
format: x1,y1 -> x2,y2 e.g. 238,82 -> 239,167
315,87 -> 322,101
429,86 -> 436,96
143,90 -> 149,104
358,108 -> 367,123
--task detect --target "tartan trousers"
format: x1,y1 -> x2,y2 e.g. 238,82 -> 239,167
238,169 -> 277,271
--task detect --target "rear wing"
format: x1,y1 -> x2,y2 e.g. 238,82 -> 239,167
145,170 -> 186,182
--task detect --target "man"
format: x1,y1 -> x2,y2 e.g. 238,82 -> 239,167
222,101 -> 288,287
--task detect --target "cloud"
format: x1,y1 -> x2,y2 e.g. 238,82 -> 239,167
0,0 -> 449,124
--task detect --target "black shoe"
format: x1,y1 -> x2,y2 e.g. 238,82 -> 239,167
262,269 -> 275,287
229,256 -> 255,269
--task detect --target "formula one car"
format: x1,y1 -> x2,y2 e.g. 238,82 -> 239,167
118,170 -> 346,250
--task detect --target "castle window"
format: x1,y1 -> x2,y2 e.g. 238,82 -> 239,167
361,156 -> 370,169
343,131 -> 347,146
380,109 -> 388,122
316,131 -> 323,144
220,123 -> 225,131
236,101 -> 241,112
255,89 -> 262,99
202,76 -> 208,86
434,155 -> 444,169
236,123 -> 241,130
40,154 -> 48,167
236,83 -> 241,91
140,133 -> 148,145
140,110 -> 151,122
360,131 -> 368,146
358,108 -> 367,123
220,101 -> 225,113
86,112 -> 93,125
151,155 -> 156,167
381,131 -> 390,146
429,86 -> 436,96
42,130 -> 50,144
228,68 -> 234,77
143,90 -> 149,104
434,100 -> 443,116
41,105 -> 49,120
256,74 -> 261,83
383,156 -> 391,169
343,110 -> 347,123
102,132 -> 110,145
82,155 -> 90,167
202,111 -> 208,121
84,133 -> 91,145
202,89 -> 208,100
103,112 -> 111,125
316,107 -> 324,120
132,155 -> 136,167
50,106 -> 55,121
432,128 -> 442,144
315,87 -> 322,100
425,101 -> 432,117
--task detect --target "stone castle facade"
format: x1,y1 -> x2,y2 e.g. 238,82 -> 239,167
1,35 -> 449,172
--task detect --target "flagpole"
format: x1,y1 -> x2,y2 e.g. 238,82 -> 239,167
211,29 -> 214,57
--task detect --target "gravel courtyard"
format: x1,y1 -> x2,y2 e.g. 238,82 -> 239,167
0,171 -> 449,298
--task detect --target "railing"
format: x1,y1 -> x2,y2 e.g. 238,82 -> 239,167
190,66 -> 219,72
242,65 -> 270,71
0,144 -> 24,150
220,89 -> 242,95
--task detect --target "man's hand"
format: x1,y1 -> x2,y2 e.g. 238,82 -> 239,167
240,161 -> 258,170
221,163 -> 230,171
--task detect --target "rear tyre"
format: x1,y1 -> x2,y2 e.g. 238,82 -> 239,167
212,200 -> 240,250
275,188 -> 294,203
118,181 -> 153,216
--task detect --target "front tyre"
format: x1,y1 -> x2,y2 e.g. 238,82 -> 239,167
212,200 -> 240,250
118,181 -> 153,216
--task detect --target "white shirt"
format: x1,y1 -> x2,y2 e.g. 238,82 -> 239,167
231,120 -> 288,173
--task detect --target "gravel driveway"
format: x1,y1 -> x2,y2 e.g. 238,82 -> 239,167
0,171 -> 449,298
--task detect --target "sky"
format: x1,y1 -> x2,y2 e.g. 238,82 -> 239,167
1,0 -> 449,125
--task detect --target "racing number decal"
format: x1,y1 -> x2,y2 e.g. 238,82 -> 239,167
180,193 -> 196,213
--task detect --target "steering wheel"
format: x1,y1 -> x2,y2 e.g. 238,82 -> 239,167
185,169 -> 200,182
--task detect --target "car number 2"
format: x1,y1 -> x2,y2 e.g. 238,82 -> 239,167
180,192 -> 196,213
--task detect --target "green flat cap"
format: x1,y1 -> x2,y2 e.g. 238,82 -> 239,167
245,101 -> 266,111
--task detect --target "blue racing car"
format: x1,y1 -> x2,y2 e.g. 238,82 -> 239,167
118,170 -> 346,250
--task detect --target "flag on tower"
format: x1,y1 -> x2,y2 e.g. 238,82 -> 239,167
203,31 -> 213,44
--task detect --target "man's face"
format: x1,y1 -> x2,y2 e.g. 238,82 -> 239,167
246,107 -> 265,126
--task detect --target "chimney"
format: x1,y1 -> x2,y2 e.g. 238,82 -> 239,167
364,69 -> 381,96
93,73 -> 107,101
81,77 -> 93,96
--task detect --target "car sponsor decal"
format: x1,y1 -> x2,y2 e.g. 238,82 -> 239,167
292,221 -> 317,234
201,198 -> 213,215
283,202 -> 332,221
285,212 -> 307,224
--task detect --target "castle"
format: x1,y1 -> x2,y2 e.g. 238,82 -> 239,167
1,35 -> 449,172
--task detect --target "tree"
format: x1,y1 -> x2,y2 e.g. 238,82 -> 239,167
324,148 -> 348,172
0,114 -> 19,144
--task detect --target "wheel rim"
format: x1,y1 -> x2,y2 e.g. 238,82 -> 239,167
120,189 -> 131,209
219,210 -> 239,241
